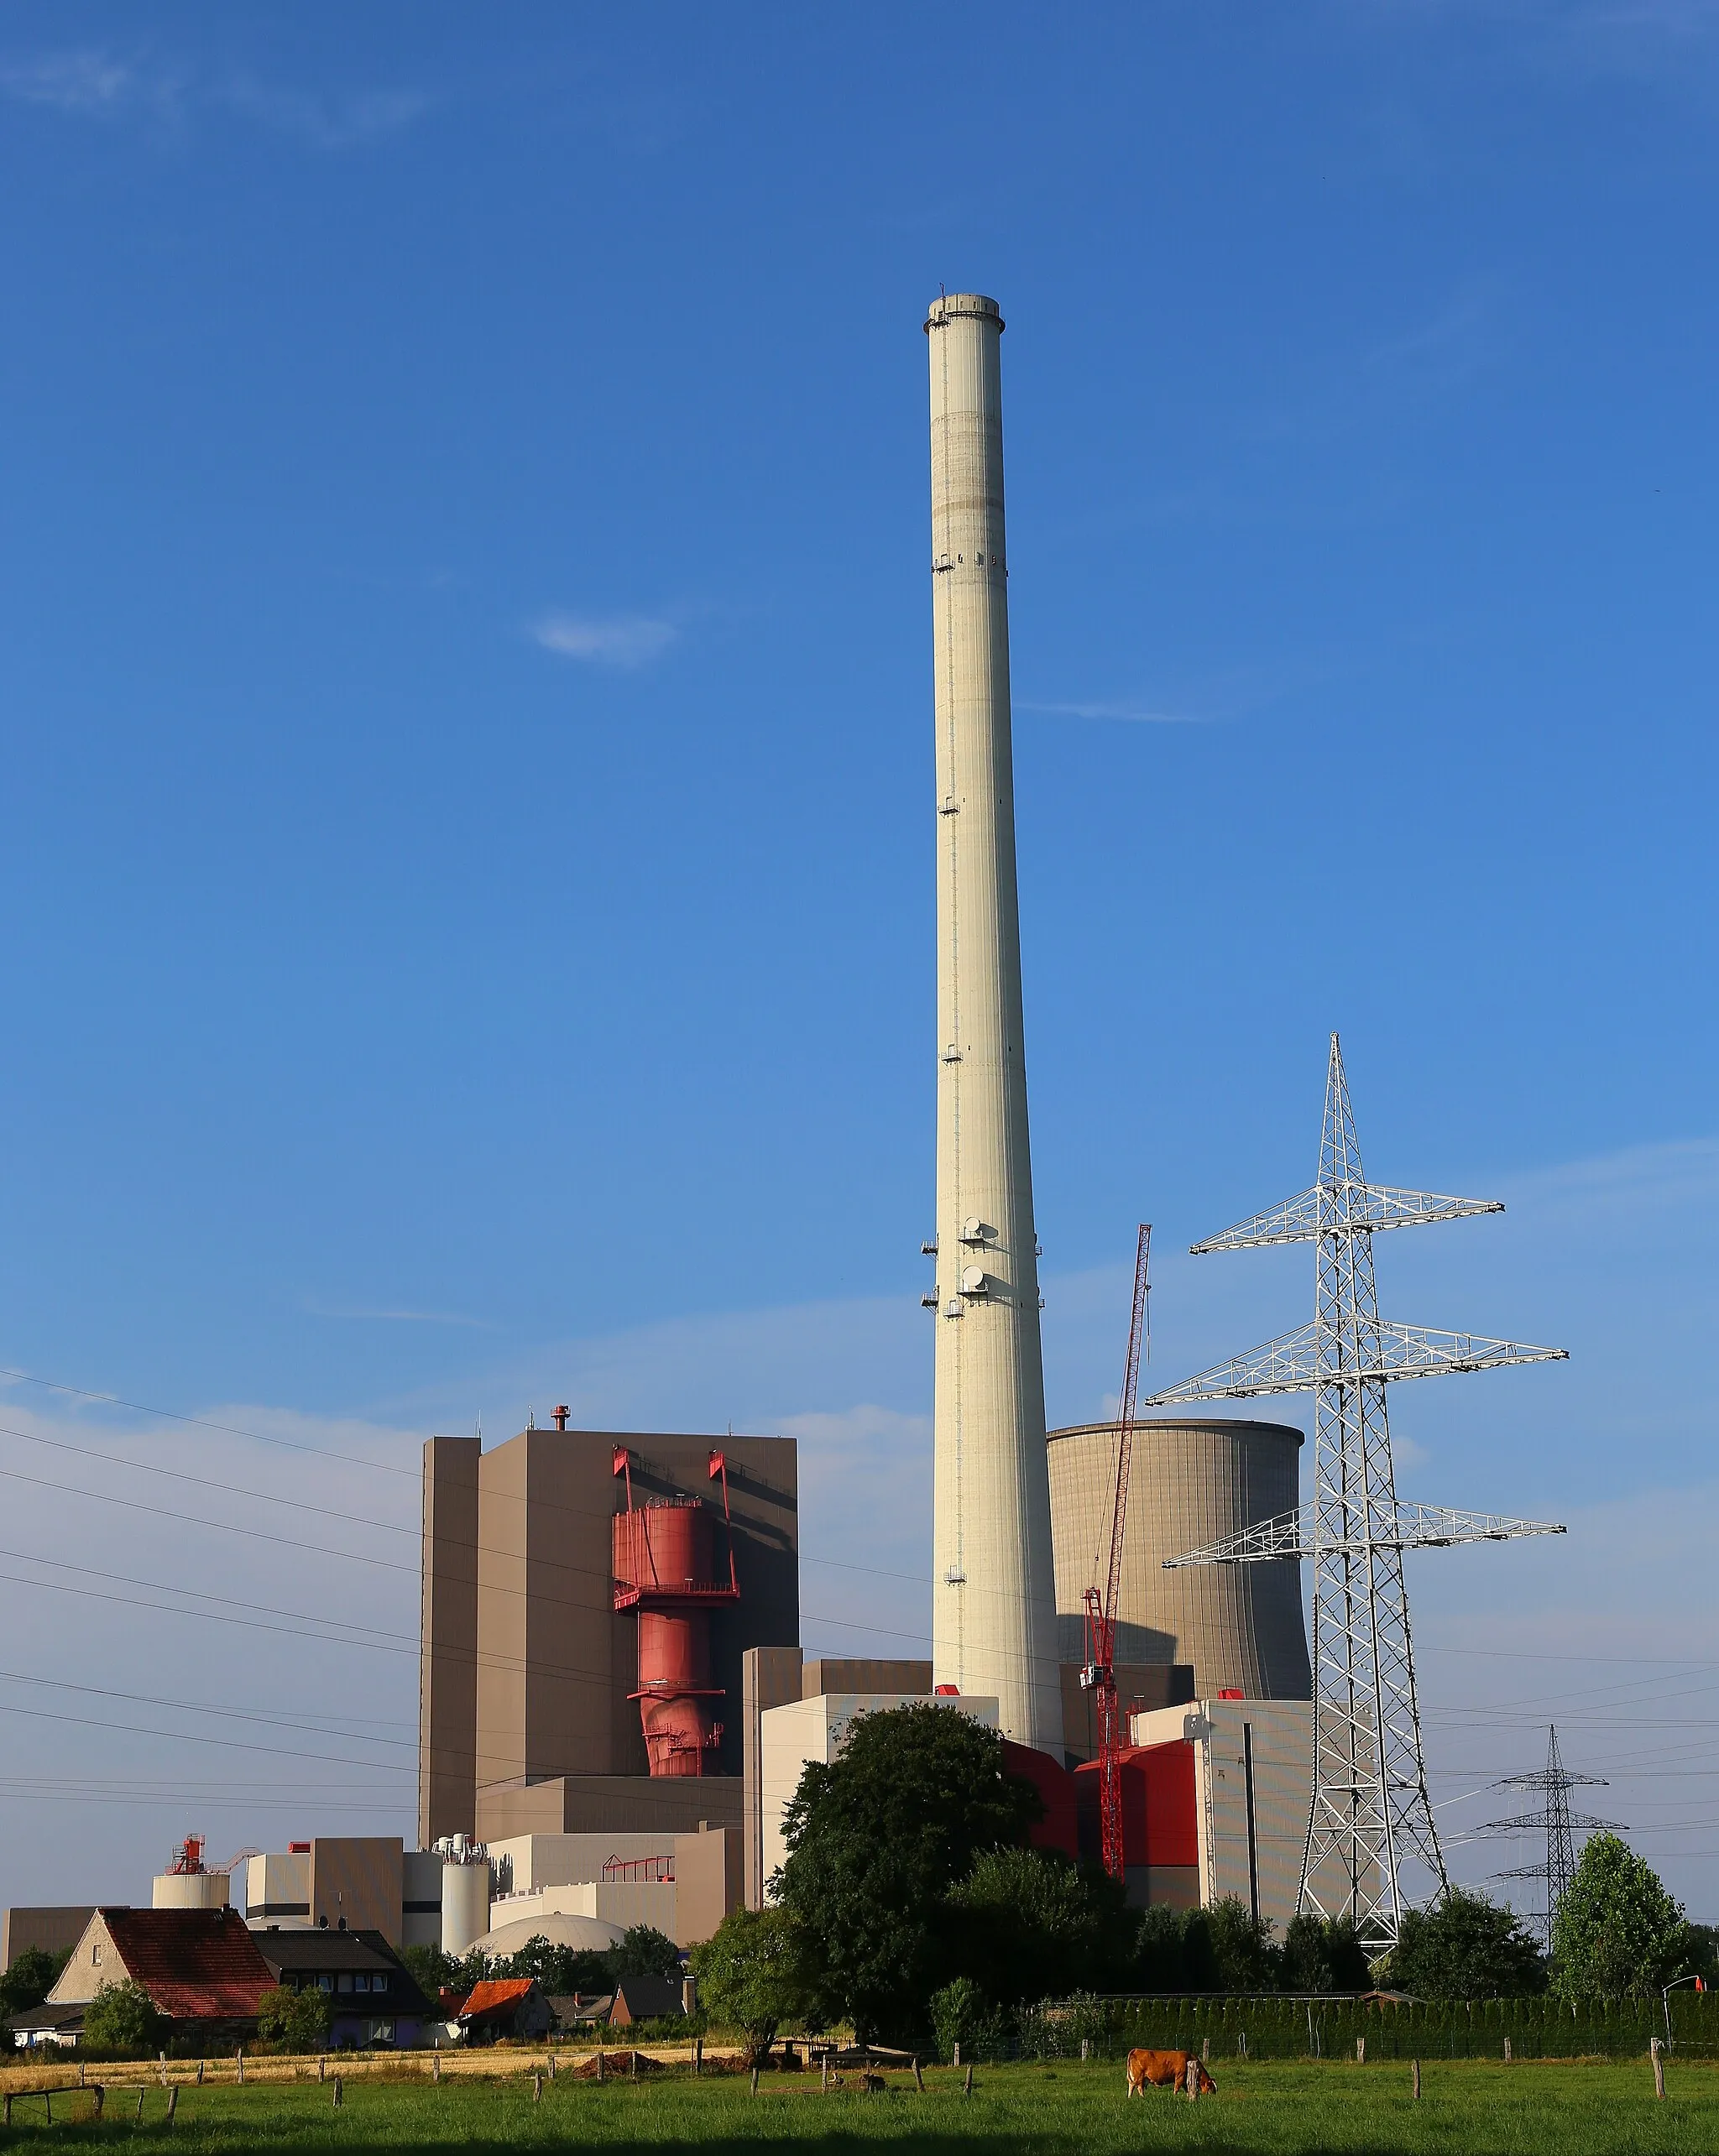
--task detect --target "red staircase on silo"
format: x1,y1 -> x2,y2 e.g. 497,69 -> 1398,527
611,1448 -> 739,1778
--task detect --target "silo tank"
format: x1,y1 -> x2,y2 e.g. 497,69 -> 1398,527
441,1861 -> 491,1955
1047,1417 -> 1311,1699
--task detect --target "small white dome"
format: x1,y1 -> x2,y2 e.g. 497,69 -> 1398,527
472,1912 -> 624,1958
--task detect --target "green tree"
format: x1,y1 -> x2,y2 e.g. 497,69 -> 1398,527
497,1935 -> 613,1996
81,1980 -> 165,2059
690,1907 -> 812,2067
255,1985 -> 332,2054
1280,1913 -> 1371,1992
946,1846 -> 1128,2004
399,1942 -> 462,2000
1387,1887 -> 1545,1999
774,1702 -> 1042,2042
1203,1895 -> 1281,1991
1552,1834 -> 1693,1997
608,1924 -> 682,1984
1131,1903 -> 1190,1991
0,1947 -> 69,2021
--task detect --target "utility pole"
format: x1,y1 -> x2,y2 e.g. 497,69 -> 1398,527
1479,1726 -> 1618,1948
1147,1034 -> 1568,1950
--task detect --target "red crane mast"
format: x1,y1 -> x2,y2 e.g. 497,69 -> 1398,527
1082,1223 -> 1152,1882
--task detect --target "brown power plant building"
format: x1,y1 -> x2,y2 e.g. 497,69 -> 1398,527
418,1412 -> 1312,1871
419,1424 -> 801,1849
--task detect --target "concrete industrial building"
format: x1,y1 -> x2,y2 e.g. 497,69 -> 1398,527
1125,1698 -> 1351,1929
1048,1418 -> 1313,1702
924,293 -> 1063,1756
419,1425 -> 798,1850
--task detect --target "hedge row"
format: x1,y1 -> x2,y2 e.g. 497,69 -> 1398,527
1035,1992 -> 1717,2062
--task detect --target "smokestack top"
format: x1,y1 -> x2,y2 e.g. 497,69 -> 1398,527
925,292 -> 1004,334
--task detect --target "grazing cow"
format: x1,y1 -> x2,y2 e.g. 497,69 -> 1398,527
1126,2049 -> 1216,2096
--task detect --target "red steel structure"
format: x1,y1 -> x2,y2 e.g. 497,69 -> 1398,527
612,1448 -> 740,1778
1082,1224 -> 1152,1882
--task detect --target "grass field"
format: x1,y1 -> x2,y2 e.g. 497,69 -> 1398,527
3,2058 -> 1718,2154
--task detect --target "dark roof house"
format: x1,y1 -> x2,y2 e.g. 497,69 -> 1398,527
251,1926 -> 432,2050
609,1975 -> 684,2026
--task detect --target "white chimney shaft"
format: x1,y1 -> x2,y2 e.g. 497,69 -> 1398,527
925,293 -> 1061,1753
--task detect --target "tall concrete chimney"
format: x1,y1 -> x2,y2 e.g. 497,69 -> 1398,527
925,293 -> 1061,1752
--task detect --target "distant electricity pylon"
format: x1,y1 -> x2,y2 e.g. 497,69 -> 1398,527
1147,1034 -> 1569,1951
1477,1725 -> 1619,1949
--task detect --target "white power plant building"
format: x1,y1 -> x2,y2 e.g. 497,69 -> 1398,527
925,292 -> 1061,1755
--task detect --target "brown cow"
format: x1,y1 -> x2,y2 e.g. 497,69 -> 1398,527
1126,2049 -> 1217,2096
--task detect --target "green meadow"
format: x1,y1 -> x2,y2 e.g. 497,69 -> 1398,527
4,2058 -> 1717,2155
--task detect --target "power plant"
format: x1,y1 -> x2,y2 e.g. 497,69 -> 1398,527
1,292 -> 1586,2002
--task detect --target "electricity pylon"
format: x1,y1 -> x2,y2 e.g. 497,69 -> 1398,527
1478,1725 -> 1618,1948
1146,1034 -> 1568,1950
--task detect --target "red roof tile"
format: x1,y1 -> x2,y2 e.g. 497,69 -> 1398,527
457,1978 -> 537,2021
102,1908 -> 277,2021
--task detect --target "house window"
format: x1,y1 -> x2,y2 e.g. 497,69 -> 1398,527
372,1975 -> 387,1994
317,1975 -> 333,1993
91,1945 -> 102,1967
337,1974 -> 353,1993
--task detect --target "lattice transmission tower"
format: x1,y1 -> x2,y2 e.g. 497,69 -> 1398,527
1146,1034 -> 1569,1950
1477,1725 -> 1618,1948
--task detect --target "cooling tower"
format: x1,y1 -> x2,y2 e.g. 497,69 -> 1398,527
924,292 -> 1061,1753
1047,1418 -> 1311,1699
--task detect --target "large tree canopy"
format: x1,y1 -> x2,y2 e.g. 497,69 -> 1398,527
773,1703 -> 1042,2041
1388,1888 -> 1546,1999
946,1845 -> 1129,2006
1552,1835 -> 1694,1997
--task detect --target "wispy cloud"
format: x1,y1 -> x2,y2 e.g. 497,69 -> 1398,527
300,1300 -> 494,1330
533,612 -> 679,669
0,48 -> 177,118
217,75 -> 431,150
1016,699 -> 1210,723
0,45 -> 428,147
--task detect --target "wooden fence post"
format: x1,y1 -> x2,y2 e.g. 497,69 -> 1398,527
913,2058 -> 925,2093
1186,2057 -> 1199,2103
332,2075 -> 342,2108
750,2065 -> 760,2096
963,2063 -> 974,2097
92,2085 -> 105,2119
318,2055 -> 327,2084
1503,2036 -> 1512,2064
1412,2059 -> 1421,2100
695,2037 -> 703,2076
43,2092 -> 52,2125
1652,2037 -> 1665,2101
135,2090 -> 146,2122
1357,2036 -> 1366,2065
1202,2037 -> 1210,2064
630,2049 -> 638,2082
165,2086 -> 178,2126
1239,2030 -> 1247,2058
596,2047 -> 604,2085
237,2049 -> 244,2086
196,2062 -> 204,2086
3,2092 -> 11,2127
432,2050 -> 441,2084
533,2074 -> 542,2102
952,2041 -> 960,2069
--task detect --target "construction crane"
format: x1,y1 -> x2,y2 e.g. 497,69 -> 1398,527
1081,1223 -> 1152,1882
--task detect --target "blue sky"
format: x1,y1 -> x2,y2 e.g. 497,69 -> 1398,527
1,3 -> 1716,1921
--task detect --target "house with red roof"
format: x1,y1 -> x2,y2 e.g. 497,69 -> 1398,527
26,1908 -> 277,2046
455,1976 -> 552,2043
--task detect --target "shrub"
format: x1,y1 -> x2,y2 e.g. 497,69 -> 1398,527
256,1984 -> 332,2054
81,1980 -> 165,2059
